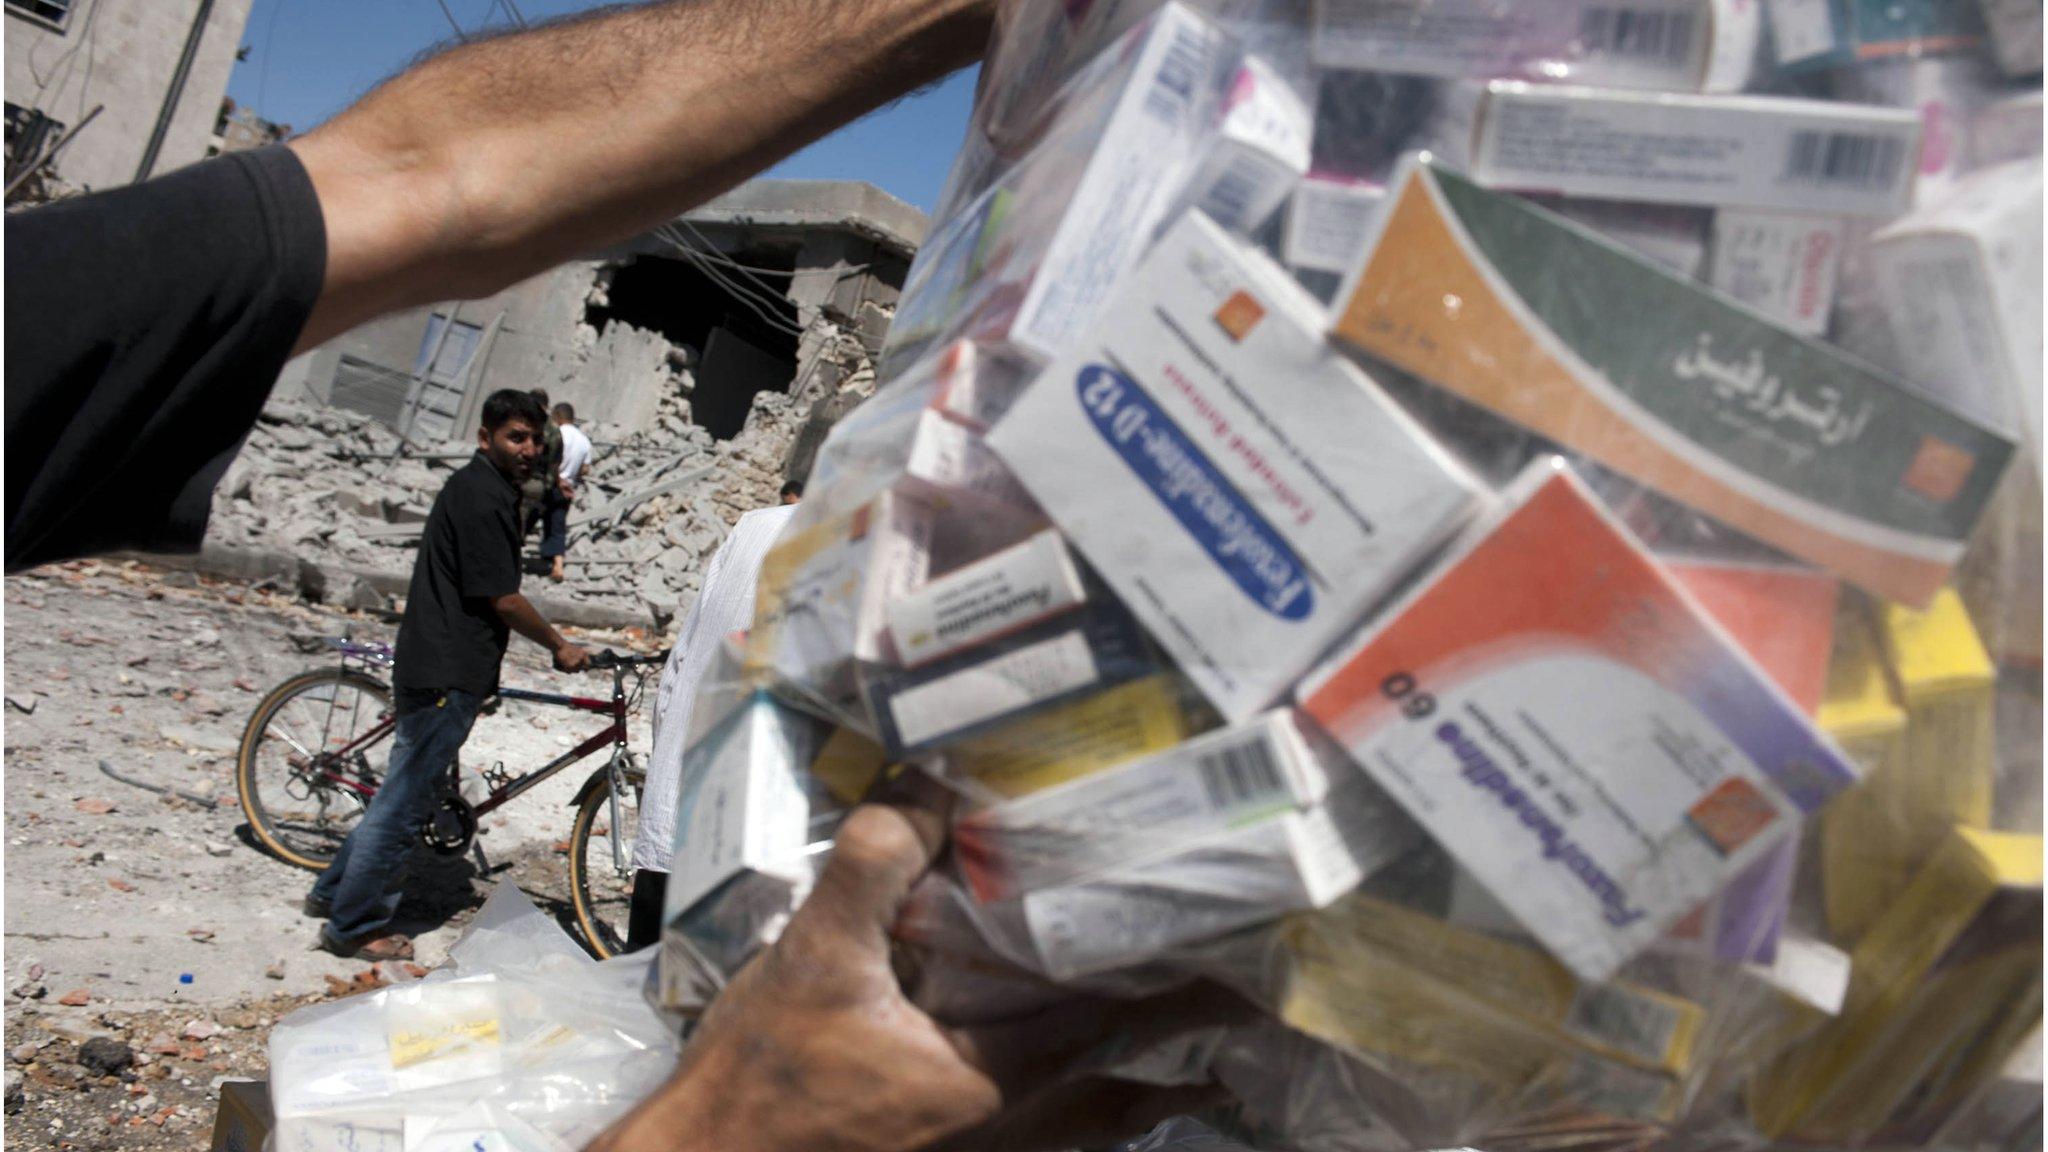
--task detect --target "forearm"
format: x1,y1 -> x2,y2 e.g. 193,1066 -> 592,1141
289,0 -> 991,349
493,593 -> 567,654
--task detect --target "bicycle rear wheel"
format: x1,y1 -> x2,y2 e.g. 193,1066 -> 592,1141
237,669 -> 394,871
567,762 -> 645,959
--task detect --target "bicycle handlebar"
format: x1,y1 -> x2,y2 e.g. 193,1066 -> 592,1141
586,648 -> 670,671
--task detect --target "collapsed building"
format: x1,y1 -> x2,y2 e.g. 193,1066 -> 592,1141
202,180 -> 925,628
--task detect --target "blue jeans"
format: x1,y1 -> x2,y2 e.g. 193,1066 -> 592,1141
311,688 -> 482,941
540,496 -> 569,560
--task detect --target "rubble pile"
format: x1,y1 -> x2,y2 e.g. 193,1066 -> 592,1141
205,326 -> 881,626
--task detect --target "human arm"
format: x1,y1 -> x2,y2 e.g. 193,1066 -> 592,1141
490,592 -> 589,672
4,0 -> 989,571
589,770 -> 1251,1152
289,0 -> 992,351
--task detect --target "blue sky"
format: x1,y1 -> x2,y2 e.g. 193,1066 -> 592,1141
223,0 -> 979,213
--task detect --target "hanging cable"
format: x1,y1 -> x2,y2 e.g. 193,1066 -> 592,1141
650,222 -> 808,337
660,239 -> 808,338
674,217 -> 808,307
432,0 -> 469,41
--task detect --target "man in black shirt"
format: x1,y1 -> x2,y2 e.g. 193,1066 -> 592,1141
308,388 -> 590,960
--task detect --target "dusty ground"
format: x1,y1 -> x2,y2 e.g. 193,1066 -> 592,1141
3,559 -> 662,1149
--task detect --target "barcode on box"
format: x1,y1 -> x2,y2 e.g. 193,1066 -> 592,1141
1564,983 -> 1682,1067
1780,130 -> 1909,190
1145,25 -> 1210,125
1578,7 -> 1699,63
1198,736 -> 1287,812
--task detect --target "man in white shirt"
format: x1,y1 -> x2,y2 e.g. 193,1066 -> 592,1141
545,402 -> 593,582
625,497 -> 798,949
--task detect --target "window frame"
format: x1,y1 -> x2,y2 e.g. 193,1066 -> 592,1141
4,0 -> 76,34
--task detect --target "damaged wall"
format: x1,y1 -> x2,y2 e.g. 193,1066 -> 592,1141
214,326 -> 881,630
233,180 -> 919,628
277,179 -> 924,450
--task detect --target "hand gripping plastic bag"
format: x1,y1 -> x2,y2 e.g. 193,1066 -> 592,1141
656,3 -> 2044,1149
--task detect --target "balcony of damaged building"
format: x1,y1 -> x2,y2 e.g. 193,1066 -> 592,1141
188,180 -> 925,631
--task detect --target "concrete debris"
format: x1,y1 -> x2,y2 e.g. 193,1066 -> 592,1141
76,1038 -> 133,1077
155,724 -> 239,755
204,312 -> 883,629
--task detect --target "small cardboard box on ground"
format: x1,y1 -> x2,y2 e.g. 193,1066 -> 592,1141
209,1081 -> 273,1152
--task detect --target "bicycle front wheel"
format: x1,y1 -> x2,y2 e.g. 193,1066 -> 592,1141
567,762 -> 646,960
237,668 -> 393,871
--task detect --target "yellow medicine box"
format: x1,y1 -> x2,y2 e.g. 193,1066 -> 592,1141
946,675 -> 1190,798
1280,893 -> 1703,1123
1817,605 -> 1911,945
1754,826 -> 2043,1145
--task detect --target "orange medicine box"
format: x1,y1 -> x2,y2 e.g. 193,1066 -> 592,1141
1298,460 -> 1860,983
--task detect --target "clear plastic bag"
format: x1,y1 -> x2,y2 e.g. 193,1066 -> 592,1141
657,2 -> 2045,1149
267,886 -> 679,1152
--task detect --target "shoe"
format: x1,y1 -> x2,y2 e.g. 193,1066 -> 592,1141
301,894 -> 332,920
317,929 -> 415,961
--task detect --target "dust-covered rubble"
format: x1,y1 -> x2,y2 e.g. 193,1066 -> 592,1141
204,330 -> 877,628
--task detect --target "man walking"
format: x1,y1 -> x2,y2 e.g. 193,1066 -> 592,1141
545,402 -> 592,582
309,388 -> 589,960
518,389 -> 564,543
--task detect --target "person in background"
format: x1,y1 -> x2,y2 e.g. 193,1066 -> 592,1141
307,388 -> 590,960
625,490 -> 799,950
779,479 -> 804,506
547,402 -> 592,582
519,388 -> 565,545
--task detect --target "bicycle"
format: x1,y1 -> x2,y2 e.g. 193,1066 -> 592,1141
234,637 -> 668,959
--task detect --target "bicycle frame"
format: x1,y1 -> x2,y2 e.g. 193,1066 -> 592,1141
483,683 -> 626,817
299,668 -> 637,844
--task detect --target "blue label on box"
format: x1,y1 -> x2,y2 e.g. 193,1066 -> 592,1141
1075,363 -> 1315,622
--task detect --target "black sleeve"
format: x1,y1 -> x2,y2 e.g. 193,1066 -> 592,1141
4,146 -> 326,572
455,488 -> 522,601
